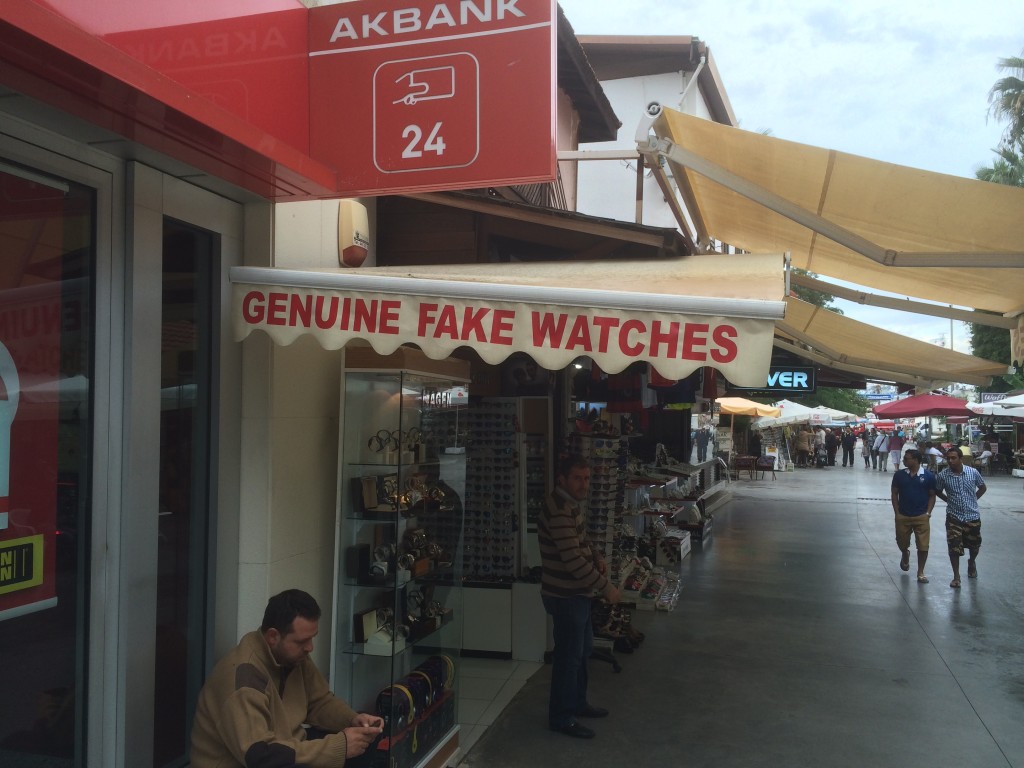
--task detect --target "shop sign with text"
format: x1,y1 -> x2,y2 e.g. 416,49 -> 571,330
309,0 -> 557,196
730,365 -> 816,396
232,284 -> 776,388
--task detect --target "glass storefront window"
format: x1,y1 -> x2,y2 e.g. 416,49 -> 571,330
0,165 -> 95,765
154,219 -> 214,767
0,164 -> 94,765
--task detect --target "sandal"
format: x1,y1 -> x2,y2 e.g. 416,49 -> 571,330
949,579 -> 961,589
917,575 -> 929,583
967,565 -> 978,578
899,552 -> 910,572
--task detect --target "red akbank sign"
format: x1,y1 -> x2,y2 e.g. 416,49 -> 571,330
231,284 -> 776,386
308,0 -> 557,196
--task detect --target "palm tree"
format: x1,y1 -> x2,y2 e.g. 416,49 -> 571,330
987,52 -> 1024,149
975,145 -> 1024,186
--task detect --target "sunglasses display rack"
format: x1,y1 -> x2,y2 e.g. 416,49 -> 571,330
463,398 -> 520,583
335,354 -> 469,768
566,433 -> 629,582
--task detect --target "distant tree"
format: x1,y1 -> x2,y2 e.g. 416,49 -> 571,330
966,58 -> 1024,391
795,389 -> 871,419
790,267 -> 844,315
971,57 -> 1024,391
969,320 -> 1024,393
975,145 -> 1024,186
987,52 -> 1024,150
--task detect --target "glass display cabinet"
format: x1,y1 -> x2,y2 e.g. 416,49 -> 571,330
334,349 -> 469,768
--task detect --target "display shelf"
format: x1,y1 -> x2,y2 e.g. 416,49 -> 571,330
345,611 -> 455,657
334,353 -> 468,768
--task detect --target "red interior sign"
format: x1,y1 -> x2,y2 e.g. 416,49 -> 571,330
309,0 -> 557,196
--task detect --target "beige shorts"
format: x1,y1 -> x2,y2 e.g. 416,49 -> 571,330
895,512 -> 930,551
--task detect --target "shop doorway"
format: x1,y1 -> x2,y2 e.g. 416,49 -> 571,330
153,219 -> 215,767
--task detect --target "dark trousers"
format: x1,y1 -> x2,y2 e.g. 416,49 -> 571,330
871,449 -> 879,469
842,446 -> 854,466
542,594 -> 593,727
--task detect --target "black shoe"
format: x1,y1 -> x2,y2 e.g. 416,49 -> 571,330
551,721 -> 595,739
578,704 -> 609,718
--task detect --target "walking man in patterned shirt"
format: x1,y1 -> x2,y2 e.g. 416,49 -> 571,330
935,447 -> 987,589
538,454 -> 620,739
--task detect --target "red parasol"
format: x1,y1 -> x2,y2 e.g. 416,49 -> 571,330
871,393 -> 973,418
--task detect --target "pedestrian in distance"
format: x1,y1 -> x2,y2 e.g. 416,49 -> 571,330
861,431 -> 873,468
695,427 -> 711,463
794,426 -> 813,468
749,430 -> 762,458
841,428 -> 856,467
890,448 -> 936,583
888,431 -> 905,472
824,428 -> 838,466
874,431 -> 890,471
935,447 -> 987,589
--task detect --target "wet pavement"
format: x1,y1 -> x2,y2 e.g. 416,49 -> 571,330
461,462 -> 1024,768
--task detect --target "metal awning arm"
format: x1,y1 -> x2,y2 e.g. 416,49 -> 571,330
790,273 -> 1019,329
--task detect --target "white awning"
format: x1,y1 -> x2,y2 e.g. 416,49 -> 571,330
230,255 -> 787,387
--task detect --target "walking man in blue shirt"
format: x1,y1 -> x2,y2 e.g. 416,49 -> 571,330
935,447 -> 987,589
890,448 -> 936,583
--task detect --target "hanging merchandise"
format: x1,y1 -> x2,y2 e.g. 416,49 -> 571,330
647,366 -> 699,409
604,369 -> 644,413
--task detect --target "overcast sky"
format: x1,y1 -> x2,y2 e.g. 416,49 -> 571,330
558,0 -> 1024,356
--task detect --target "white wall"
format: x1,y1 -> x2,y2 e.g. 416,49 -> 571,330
576,71 -> 713,229
236,198 -> 377,671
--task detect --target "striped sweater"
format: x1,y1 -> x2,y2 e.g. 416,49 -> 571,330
538,489 -> 608,598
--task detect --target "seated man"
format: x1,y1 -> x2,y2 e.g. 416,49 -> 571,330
191,589 -> 383,768
923,442 -> 944,469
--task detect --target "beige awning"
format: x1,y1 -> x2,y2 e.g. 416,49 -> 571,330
649,108 -> 1024,317
230,254 -> 786,387
777,297 -> 1008,388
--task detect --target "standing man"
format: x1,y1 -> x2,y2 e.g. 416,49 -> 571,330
794,426 -> 813,468
824,428 -> 838,466
935,447 -> 987,589
748,429 -> 762,458
191,589 -> 383,767
538,454 -> 620,739
841,429 -> 857,468
889,430 -> 906,472
874,430 -> 890,472
695,427 -> 711,463
890,449 -> 935,583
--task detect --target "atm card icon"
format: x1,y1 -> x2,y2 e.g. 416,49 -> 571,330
393,67 -> 456,106
373,53 -> 479,173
